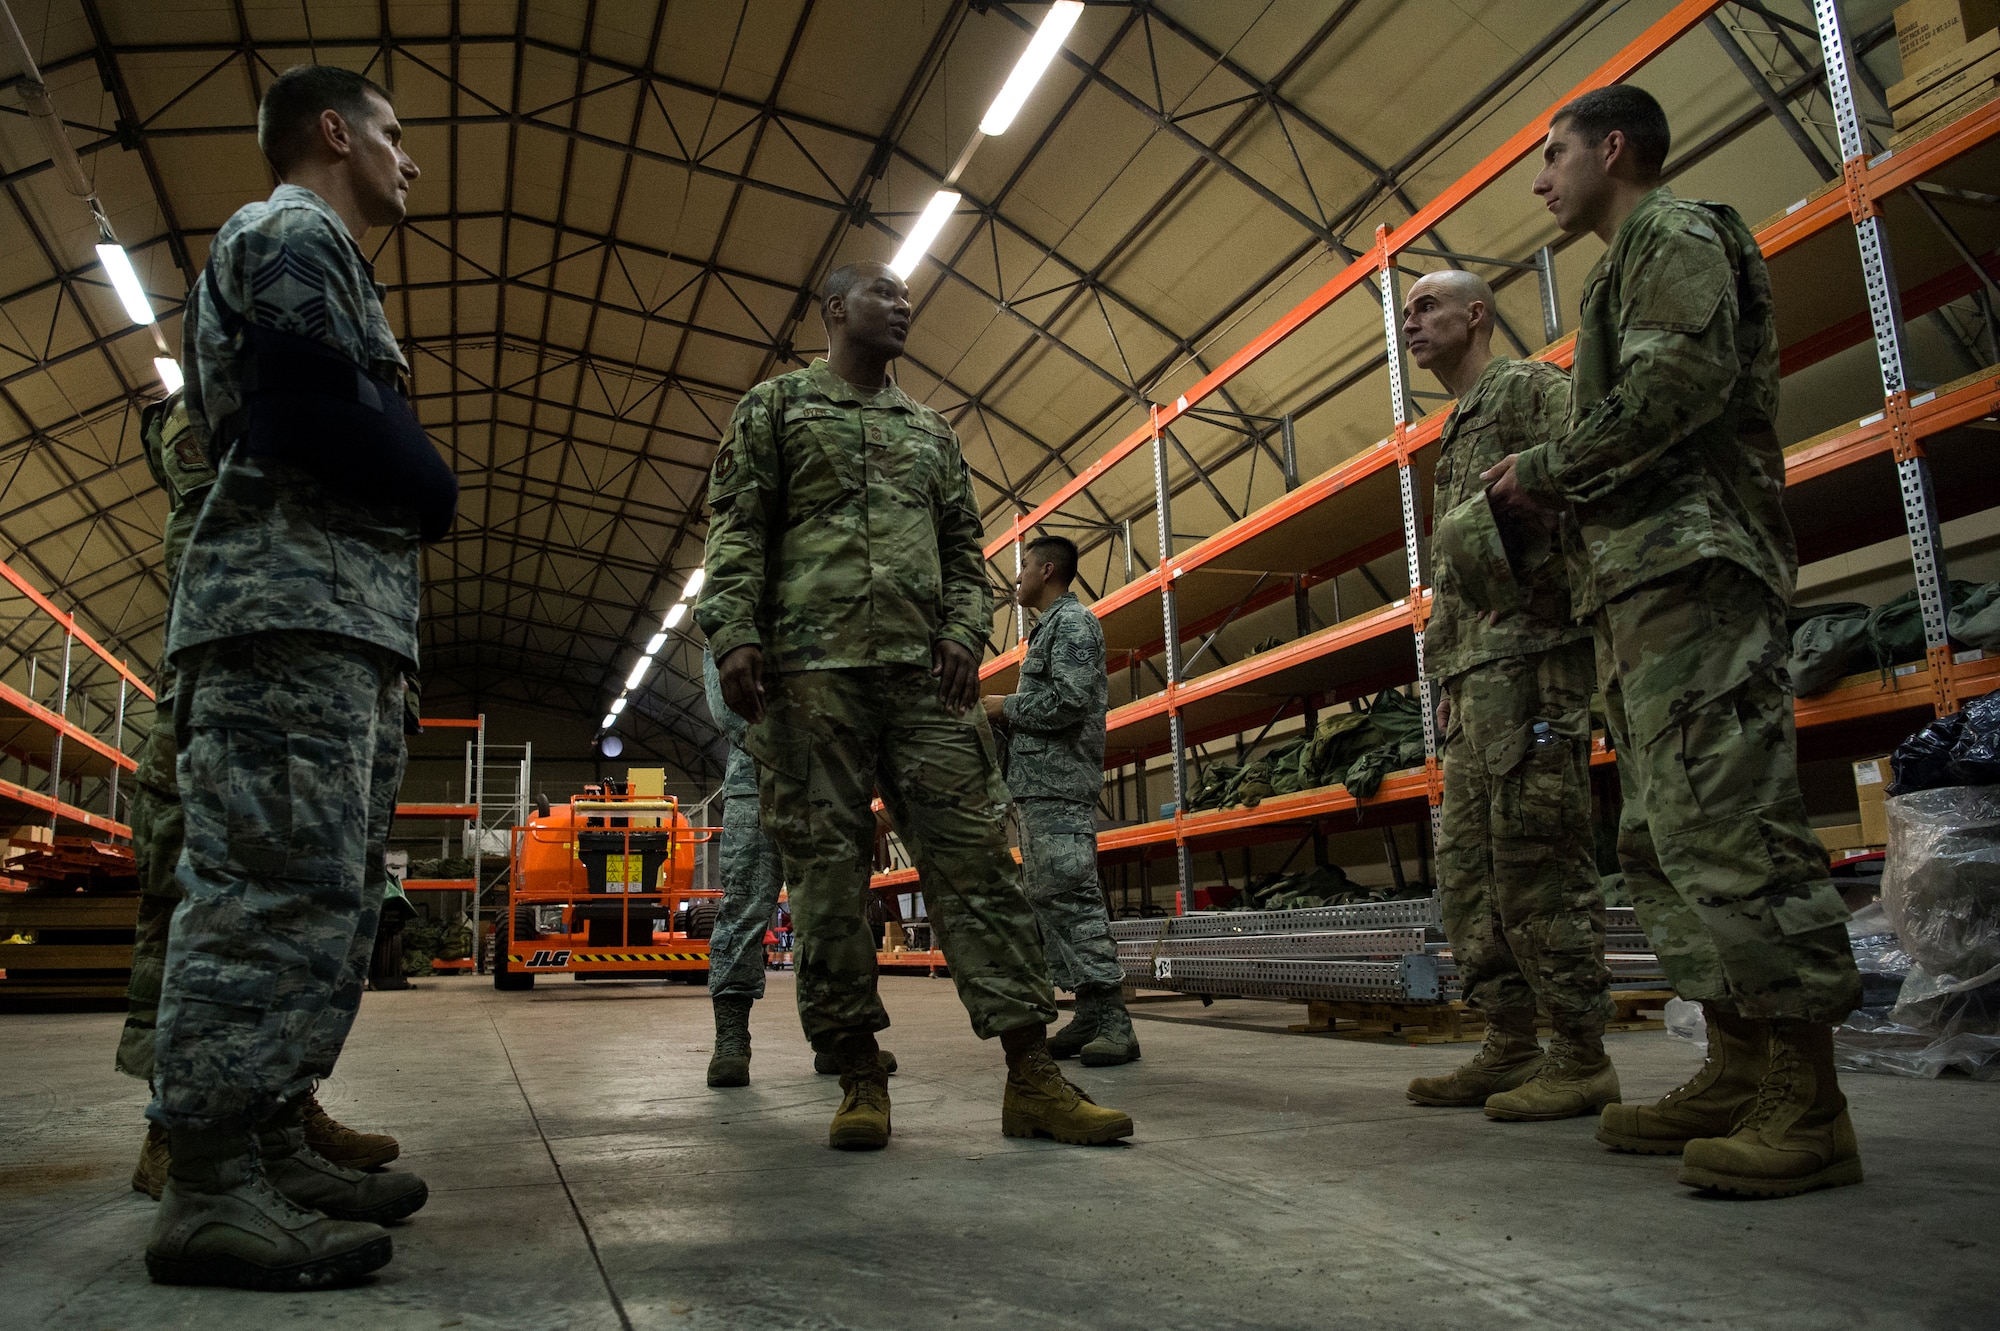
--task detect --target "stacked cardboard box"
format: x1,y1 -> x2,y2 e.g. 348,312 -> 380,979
1890,0 -> 2000,136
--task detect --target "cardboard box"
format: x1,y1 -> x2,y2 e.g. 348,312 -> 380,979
1893,44 -> 2000,125
1815,822 -> 1871,853
1890,79 -> 2000,144
1854,757 -> 1891,846
1889,24 -> 2000,105
1897,0 -> 2000,77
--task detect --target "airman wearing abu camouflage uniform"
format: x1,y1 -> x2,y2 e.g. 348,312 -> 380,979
698,259 -> 1131,1152
981,535 -> 1137,1067
118,394 -> 400,1203
144,67 -> 448,1290
1492,86 -> 1863,1198
1399,270 -> 1616,1124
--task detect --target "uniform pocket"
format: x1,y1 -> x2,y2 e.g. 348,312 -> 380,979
211,729 -> 358,882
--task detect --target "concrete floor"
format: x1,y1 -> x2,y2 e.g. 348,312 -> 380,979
2,975 -> 1996,1331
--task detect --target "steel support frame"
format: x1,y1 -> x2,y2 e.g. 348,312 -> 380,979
1814,0 -> 1957,713
1150,407 -> 1194,911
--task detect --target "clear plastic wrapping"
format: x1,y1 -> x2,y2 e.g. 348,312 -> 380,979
1833,788 -> 2000,1080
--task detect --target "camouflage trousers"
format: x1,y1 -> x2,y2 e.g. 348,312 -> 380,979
707,785 -> 785,1002
1437,639 -> 1613,1030
1015,797 -> 1121,993
149,631 -> 407,1130
1598,559 -> 1861,1023
117,691 -> 184,1080
751,665 -> 1057,1047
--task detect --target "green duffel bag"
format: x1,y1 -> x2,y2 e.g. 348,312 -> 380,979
1788,601 -> 1870,696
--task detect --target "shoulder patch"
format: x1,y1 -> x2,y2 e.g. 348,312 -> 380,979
1627,227 -> 1730,334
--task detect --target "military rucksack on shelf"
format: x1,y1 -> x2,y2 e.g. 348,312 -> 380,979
1788,602 -> 1870,696
1949,580 -> 2000,652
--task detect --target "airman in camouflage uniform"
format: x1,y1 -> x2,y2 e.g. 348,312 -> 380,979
1494,86 -> 1862,1197
699,259 -> 1131,1152
145,66 -> 435,1290
1398,271 -> 1616,1123
982,535 -> 1137,1067
119,396 -> 399,1200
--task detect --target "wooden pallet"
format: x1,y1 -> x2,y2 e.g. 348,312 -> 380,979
0,893 -> 139,1003
1286,989 -> 1676,1044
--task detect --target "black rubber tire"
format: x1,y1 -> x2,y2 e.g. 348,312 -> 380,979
491,920 -> 533,991
368,918 -> 408,991
685,899 -> 719,939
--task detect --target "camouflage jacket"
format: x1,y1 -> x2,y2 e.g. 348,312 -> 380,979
168,184 -> 423,667
1511,187 -> 1794,616
695,359 -> 990,673
1425,358 -> 1589,683
701,646 -> 759,799
138,392 -> 216,696
1002,591 -> 1107,803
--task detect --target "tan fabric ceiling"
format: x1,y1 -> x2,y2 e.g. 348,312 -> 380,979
0,0 -> 1876,774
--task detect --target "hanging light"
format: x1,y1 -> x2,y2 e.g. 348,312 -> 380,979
610,696 -> 627,715
600,712 -> 617,730
646,632 -> 668,656
153,357 -> 183,393
624,655 -> 654,690
889,190 -> 962,279
680,568 -> 705,600
663,602 -> 687,629
95,243 -> 155,325
978,2 -> 1084,136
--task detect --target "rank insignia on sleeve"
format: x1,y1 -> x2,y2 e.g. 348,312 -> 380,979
1065,641 -> 1095,665
714,448 -> 735,480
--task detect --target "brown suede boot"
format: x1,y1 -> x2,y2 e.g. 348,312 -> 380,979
1679,1020 -> 1864,1198
1407,1008 -> 1542,1107
1597,1002 -> 1766,1154
1000,1027 -> 1133,1145
133,1121 -> 170,1200
301,1094 -> 399,1170
825,1033 -> 891,1151
1483,1020 -> 1620,1122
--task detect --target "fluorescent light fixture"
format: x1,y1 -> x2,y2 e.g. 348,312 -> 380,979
153,357 -> 184,393
663,602 -> 688,628
646,632 -> 668,656
601,712 -> 617,730
610,696 -> 627,715
978,1 -> 1084,136
889,190 -> 962,279
625,655 -> 654,690
681,568 -> 705,600
95,243 -> 155,325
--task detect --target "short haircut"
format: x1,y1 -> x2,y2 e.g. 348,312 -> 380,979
1552,84 -> 1670,180
1026,534 -> 1078,584
258,65 -> 393,175
821,260 -> 891,309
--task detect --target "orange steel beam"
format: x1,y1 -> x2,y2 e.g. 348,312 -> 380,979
394,803 -> 480,819
0,680 -> 137,775
0,556 -> 156,703
0,773 -> 130,838
417,717 -> 484,729
981,0 -> 1725,561
400,878 -> 478,892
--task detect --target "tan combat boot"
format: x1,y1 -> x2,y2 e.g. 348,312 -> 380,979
1597,1002 -> 1765,1154
1484,1019 -> 1620,1122
132,1121 -> 170,1200
1079,985 -> 1141,1067
260,1102 -> 429,1225
1000,1028 -> 1134,1144
708,996 -> 754,1087
146,1124 -> 392,1290
1048,987 -> 1106,1060
825,1033 -> 892,1151
1679,1020 -> 1863,1198
301,1093 -> 400,1170
1406,1008 -> 1542,1106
